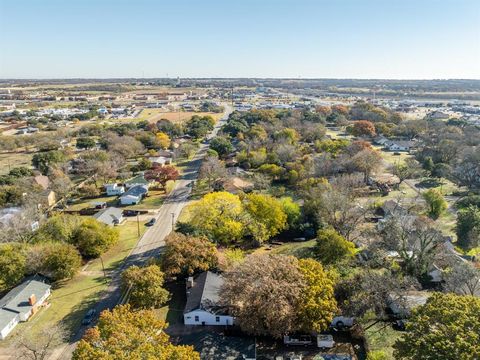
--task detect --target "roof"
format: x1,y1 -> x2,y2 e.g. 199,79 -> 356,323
125,175 -> 149,186
121,184 -> 148,198
93,207 -> 123,225
0,276 -> 50,317
388,140 -> 414,148
184,271 -> 224,314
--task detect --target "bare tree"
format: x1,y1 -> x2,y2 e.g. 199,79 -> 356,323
17,323 -> 67,360
444,262 -> 480,296
199,155 -> 227,191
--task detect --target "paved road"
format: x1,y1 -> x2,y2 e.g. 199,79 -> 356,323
55,104 -> 232,360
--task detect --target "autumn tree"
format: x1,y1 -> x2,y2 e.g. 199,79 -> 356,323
35,242 -> 82,281
185,192 -> 244,244
198,155 -> 227,191
73,305 -> 199,360
71,218 -> 119,258
297,259 -> 337,332
348,148 -> 383,181
161,232 -> 218,277
121,265 -> 170,309
314,228 -> 356,265
351,120 -> 376,137
221,254 -> 303,338
34,214 -> 83,243
144,164 -> 179,190
17,324 -> 67,360
422,189 -> 448,219
156,132 -> 171,149
243,193 -> 287,244
392,158 -> 424,187
0,243 -> 26,291
394,293 -> 480,360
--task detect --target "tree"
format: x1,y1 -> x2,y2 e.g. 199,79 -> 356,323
297,259 -> 337,333
221,254 -> 303,338
17,324 -> 67,360
392,158 -> 424,186
348,148 -> 382,181
351,120 -> 376,137
243,193 -> 287,243
34,214 -> 82,243
443,262 -> 480,296
184,115 -> 215,139
456,205 -> 480,250
394,293 -> 480,360
144,164 -> 179,190
156,132 -> 171,149
76,137 -> 96,149
71,218 -> 119,258
161,232 -> 218,277
279,197 -> 301,230
73,305 -> 199,360
185,192 -> 244,244
198,155 -> 227,191
37,242 -> 82,281
121,265 -> 170,309
209,137 -> 233,158
0,243 -> 26,291
32,150 -> 67,175
422,189 -> 447,219
314,228 -> 355,265
258,164 -> 285,179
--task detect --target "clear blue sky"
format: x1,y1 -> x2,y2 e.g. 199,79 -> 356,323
0,0 -> 479,79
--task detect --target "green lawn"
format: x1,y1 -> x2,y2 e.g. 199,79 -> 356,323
252,240 -> 316,259
363,321 -> 402,360
0,152 -> 33,175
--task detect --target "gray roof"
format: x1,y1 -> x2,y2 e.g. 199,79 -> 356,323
121,185 -> 148,198
125,175 -> 149,186
0,309 -> 18,328
184,271 -> 224,314
93,207 -> 123,225
0,276 -> 50,316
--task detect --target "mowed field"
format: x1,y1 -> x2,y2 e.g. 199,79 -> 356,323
137,109 -> 223,124
0,152 -> 33,175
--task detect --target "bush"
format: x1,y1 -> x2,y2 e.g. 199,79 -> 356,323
71,218 -> 119,258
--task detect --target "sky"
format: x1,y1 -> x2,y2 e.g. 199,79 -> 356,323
0,0 -> 479,79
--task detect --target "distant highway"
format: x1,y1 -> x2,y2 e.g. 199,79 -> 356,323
55,104 -> 232,360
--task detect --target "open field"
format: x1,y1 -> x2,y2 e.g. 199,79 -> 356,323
0,152 -> 33,175
252,240 -> 316,258
137,109 -> 223,124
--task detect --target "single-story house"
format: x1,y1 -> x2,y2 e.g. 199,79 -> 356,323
184,271 -> 234,326
217,177 -> 254,195
387,291 -> 431,319
124,175 -> 150,189
104,183 -> 125,196
93,207 -> 124,226
119,185 -> 148,205
385,140 -> 414,152
0,276 -> 51,340
149,151 -> 173,166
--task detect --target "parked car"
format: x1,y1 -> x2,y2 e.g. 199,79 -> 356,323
317,334 -> 335,349
123,210 -> 138,217
145,218 -> 156,226
331,316 -> 355,329
284,335 -> 313,346
82,309 -> 97,325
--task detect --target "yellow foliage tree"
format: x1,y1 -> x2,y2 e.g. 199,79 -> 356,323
156,132 -> 171,149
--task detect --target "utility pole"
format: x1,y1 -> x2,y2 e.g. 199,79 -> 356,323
100,256 -> 106,281
171,212 -> 175,231
136,211 -> 140,237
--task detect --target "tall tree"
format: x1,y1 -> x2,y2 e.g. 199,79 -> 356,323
456,205 -> 480,250
73,305 -> 199,360
422,189 -> 448,219
394,293 -> 480,360
0,243 -> 26,291
314,228 -> 355,266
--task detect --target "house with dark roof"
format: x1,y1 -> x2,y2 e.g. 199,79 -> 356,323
0,276 -> 51,339
124,174 -> 150,189
93,207 -> 124,226
183,271 -> 234,326
119,185 -> 148,205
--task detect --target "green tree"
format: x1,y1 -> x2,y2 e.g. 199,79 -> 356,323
161,232 -> 218,277
456,205 -> 480,250
422,189 -> 448,219
185,192 -> 244,244
209,137 -> 234,158
121,265 -> 170,309
243,193 -> 287,243
0,243 -> 26,291
38,242 -> 82,281
297,259 -> 337,332
71,218 -> 119,258
34,214 -> 83,243
73,305 -> 199,360
32,150 -> 67,175
280,197 -> 301,230
394,293 -> 480,360
76,137 -> 96,149
314,228 -> 355,265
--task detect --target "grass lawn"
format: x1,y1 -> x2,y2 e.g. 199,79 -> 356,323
68,195 -> 117,211
0,152 -> 33,175
252,240 -> 316,259
363,321 -> 402,360
122,110 -> 222,124
0,221 -> 147,347
156,282 -> 186,327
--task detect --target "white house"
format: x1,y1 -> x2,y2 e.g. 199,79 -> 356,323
119,185 -> 148,205
104,183 -> 125,196
0,276 -> 51,340
93,207 -> 124,226
183,271 -> 234,326
386,140 -> 414,152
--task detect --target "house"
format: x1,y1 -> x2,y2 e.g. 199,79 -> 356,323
386,140 -> 414,152
104,183 -> 125,196
119,185 -> 148,205
218,177 -> 254,194
183,271 -> 234,326
93,207 -> 124,226
149,151 -> 173,166
124,175 -> 150,189
373,136 -> 390,146
387,291 -> 431,319
0,276 -> 51,340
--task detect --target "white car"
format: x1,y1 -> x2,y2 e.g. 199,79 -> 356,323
317,334 -> 335,349
331,316 -> 355,328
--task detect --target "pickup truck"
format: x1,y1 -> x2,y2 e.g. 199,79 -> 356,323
283,334 -> 335,349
